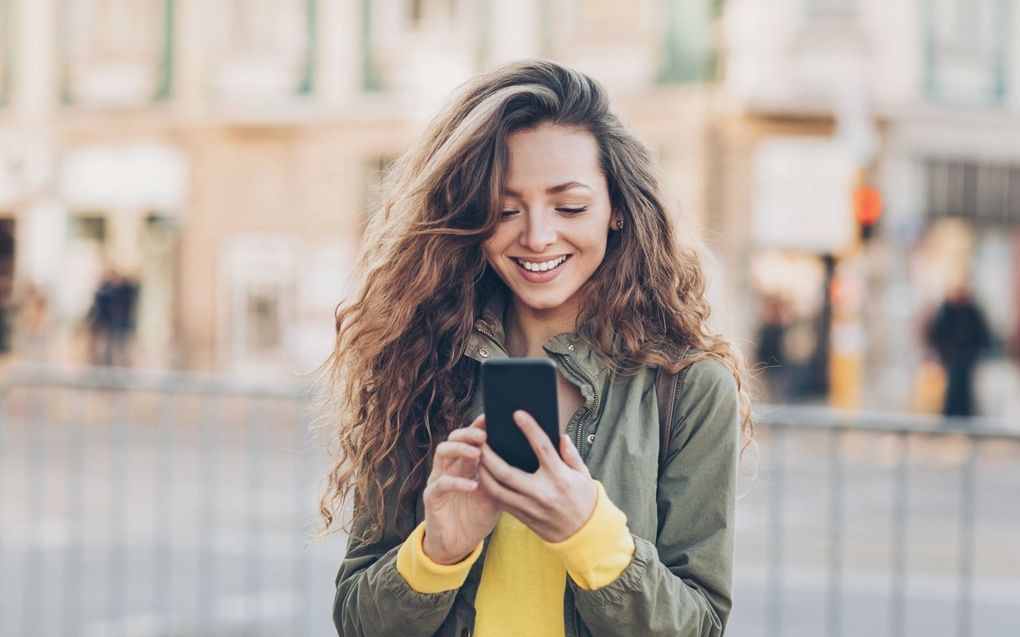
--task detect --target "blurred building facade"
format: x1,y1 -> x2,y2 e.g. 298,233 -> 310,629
0,0 -> 1017,416
720,0 -> 1020,415
0,0 -> 720,377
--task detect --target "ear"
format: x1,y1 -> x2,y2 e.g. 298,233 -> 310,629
609,213 -> 624,231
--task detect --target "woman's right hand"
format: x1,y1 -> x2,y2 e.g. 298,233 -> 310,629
421,415 -> 501,564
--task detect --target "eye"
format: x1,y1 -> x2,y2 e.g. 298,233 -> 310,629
499,209 -> 520,220
556,206 -> 589,215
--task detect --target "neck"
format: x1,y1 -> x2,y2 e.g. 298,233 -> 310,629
503,296 -> 579,357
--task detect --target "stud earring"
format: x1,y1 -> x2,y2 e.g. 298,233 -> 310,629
615,219 -> 624,230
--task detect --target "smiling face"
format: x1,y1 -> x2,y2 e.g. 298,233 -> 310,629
483,123 -> 621,321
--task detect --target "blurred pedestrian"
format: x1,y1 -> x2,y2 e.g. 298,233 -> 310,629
88,268 -> 117,365
88,268 -> 139,366
755,293 -> 791,402
0,275 -> 12,354
926,283 -> 992,417
109,274 -> 139,365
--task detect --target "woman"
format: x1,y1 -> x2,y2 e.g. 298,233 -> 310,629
319,59 -> 752,637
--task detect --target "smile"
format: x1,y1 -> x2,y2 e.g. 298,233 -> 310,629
512,255 -> 570,272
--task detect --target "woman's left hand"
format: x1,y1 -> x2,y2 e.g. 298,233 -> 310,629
478,409 -> 597,543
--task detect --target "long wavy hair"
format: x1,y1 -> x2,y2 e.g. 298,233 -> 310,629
316,59 -> 753,543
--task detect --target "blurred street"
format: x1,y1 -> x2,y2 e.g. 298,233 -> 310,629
2,386 -> 1018,636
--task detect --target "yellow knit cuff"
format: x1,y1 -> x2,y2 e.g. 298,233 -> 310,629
396,521 -> 483,594
542,480 -> 635,590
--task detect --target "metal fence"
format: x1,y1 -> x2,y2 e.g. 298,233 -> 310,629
0,363 -> 346,637
727,406 -> 1020,637
1,364 -> 1018,637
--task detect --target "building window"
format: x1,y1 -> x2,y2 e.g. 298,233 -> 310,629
59,0 -> 174,106
221,236 -> 297,373
924,158 -> 1020,228
924,0 -> 1009,104
70,214 -> 108,244
0,0 -> 11,106
804,0 -> 855,18
658,0 -> 720,84
364,0 -> 479,94
208,0 -> 316,99
406,0 -> 459,31
246,285 -> 282,351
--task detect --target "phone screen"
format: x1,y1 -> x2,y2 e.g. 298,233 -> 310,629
481,358 -> 560,473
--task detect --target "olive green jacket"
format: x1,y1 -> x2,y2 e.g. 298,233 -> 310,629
333,307 -> 740,637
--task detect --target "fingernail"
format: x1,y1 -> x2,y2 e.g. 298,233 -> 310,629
513,410 -> 524,422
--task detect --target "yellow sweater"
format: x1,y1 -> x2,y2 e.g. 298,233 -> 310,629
396,481 -> 635,636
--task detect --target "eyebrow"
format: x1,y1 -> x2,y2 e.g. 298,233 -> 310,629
502,181 -> 594,197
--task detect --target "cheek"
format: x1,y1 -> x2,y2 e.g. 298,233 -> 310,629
482,226 -> 514,263
578,225 -> 610,260
482,237 -> 502,268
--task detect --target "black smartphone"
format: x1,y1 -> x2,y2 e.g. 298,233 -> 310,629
481,358 -> 559,473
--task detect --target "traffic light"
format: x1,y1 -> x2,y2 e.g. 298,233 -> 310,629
853,184 -> 882,241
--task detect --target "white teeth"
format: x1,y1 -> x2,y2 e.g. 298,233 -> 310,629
515,256 -> 567,272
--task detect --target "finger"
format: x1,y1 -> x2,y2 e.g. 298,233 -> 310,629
513,410 -> 560,468
477,465 -> 537,517
559,434 -> 589,475
448,423 -> 486,445
479,443 -> 533,494
433,441 -> 482,476
435,441 -> 482,462
425,474 -> 478,498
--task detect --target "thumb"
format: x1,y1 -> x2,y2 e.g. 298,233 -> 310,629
560,434 -> 588,473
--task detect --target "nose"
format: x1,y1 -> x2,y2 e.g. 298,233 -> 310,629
521,209 -> 556,252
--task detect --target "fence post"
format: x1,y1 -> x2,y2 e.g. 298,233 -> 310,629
826,427 -> 845,637
197,395 -> 222,633
63,388 -> 86,636
767,424 -> 786,637
890,430 -> 910,637
957,435 -> 978,637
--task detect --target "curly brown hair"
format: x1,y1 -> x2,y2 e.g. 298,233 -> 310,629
315,59 -> 753,544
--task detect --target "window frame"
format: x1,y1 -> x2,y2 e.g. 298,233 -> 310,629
57,0 -> 176,106
923,0 -> 1010,105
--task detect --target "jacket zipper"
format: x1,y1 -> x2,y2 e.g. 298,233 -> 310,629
474,325 -> 508,355
558,354 -> 598,452
474,325 -> 598,451
475,326 -> 593,637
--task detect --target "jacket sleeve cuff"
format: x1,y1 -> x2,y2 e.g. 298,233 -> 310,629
395,521 -> 483,594
543,480 -> 635,591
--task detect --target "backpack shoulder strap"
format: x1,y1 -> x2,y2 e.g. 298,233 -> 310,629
656,349 -> 695,468
656,367 -> 678,468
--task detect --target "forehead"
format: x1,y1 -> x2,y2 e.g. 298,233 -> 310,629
503,124 -> 603,190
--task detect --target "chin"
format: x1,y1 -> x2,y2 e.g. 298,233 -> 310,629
520,299 -> 566,311
511,289 -> 574,312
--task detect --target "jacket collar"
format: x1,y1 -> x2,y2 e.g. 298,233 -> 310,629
464,290 -> 609,382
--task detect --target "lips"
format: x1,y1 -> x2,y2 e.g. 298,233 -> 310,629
512,254 -> 569,272
510,254 -> 571,283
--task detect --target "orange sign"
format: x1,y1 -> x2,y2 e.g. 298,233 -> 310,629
853,185 -> 883,225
